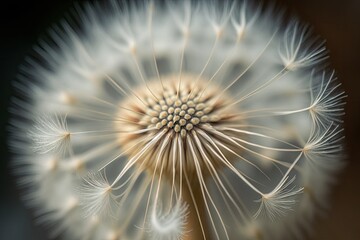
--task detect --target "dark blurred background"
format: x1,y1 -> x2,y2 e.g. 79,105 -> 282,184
0,0 -> 359,239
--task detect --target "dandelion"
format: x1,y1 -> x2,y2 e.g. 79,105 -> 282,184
9,0 -> 345,239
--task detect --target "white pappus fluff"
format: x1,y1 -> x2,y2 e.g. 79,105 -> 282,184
28,114 -> 71,155
9,0 -> 345,240
79,171 -> 118,219
149,201 -> 189,240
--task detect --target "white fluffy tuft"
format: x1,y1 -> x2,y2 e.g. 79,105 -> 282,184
149,201 -> 189,240
309,71 -> 346,127
79,171 -> 118,218
279,21 -> 327,70
254,176 -> 303,221
303,123 -> 344,159
28,114 -> 71,155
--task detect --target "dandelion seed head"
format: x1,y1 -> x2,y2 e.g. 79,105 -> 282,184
117,74 -> 240,175
9,0 -> 345,239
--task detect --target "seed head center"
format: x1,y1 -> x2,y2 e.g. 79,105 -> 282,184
144,90 -> 213,137
115,74 -> 239,175
117,74 -> 234,140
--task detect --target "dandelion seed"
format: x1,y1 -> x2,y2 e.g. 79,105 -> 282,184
309,71 -> 347,127
254,176 -> 303,221
303,123 -> 344,159
149,201 -> 189,240
279,21 -> 328,71
79,171 -> 118,218
9,0 -> 345,239
28,114 -> 71,155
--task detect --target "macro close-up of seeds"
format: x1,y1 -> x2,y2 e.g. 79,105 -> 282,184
2,0 -> 358,240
